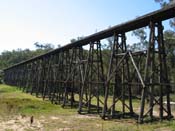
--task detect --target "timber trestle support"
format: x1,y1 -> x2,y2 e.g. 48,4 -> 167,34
3,5 -> 175,123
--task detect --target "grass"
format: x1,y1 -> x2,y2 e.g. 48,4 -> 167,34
0,84 -> 175,131
0,84 -> 76,117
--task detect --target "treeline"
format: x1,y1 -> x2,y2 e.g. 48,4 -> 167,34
0,43 -> 56,83
0,43 -> 55,70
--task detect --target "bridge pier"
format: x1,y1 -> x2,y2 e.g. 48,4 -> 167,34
139,21 -> 172,123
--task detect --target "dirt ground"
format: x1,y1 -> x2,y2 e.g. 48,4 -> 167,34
0,114 -> 99,131
0,115 -> 43,131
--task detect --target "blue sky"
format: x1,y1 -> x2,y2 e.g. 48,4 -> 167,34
0,0 -> 164,53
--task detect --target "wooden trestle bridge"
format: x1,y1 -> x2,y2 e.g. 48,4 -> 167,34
3,4 -> 175,123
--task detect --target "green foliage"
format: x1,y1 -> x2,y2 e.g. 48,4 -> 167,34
130,27 -> 148,51
70,36 -> 84,43
155,0 -> 175,29
0,43 -> 55,70
0,70 -> 3,84
34,42 -> 55,51
164,30 -> 175,85
155,0 -> 175,7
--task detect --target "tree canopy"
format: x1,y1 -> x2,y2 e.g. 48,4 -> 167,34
0,43 -> 55,70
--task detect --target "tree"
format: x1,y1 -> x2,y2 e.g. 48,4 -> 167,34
164,30 -> 175,84
57,44 -> 61,48
130,27 -> 148,51
155,0 -> 175,6
0,70 -> 3,83
155,0 -> 175,85
34,42 -> 55,51
0,42 -> 55,70
155,0 -> 175,29
70,36 -> 84,43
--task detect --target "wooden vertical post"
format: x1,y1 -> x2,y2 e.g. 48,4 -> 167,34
157,21 -> 172,119
139,21 -> 155,123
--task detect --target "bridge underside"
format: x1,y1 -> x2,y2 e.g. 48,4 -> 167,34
3,4 -> 175,123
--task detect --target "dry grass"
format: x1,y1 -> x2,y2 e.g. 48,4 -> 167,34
0,84 -> 175,131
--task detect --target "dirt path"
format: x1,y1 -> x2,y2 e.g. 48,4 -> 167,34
0,115 -> 44,131
0,114 -> 99,131
0,114 -> 174,131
